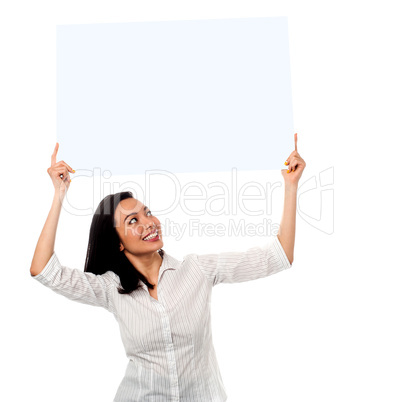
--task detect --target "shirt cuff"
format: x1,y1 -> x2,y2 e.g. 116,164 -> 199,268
272,235 -> 292,269
31,252 -> 61,284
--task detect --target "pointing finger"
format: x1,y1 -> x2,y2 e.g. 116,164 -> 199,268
51,142 -> 59,166
294,133 -> 298,152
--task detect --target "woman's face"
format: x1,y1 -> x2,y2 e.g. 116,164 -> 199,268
114,198 -> 163,256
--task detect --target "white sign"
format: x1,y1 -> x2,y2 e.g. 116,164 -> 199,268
57,17 -> 294,175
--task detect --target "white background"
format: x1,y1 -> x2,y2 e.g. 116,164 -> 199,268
1,1 -> 392,402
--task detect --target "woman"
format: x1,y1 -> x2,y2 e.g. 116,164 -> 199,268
30,135 -> 306,401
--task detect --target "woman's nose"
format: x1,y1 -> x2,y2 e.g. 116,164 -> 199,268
137,220 -> 155,236
143,220 -> 155,229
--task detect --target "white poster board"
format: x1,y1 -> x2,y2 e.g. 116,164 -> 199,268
57,17 -> 294,175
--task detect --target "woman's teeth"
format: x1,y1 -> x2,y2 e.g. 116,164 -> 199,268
143,230 -> 158,241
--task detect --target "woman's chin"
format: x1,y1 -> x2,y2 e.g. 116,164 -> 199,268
141,238 -> 164,249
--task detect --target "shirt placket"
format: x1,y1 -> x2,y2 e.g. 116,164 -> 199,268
152,296 -> 180,401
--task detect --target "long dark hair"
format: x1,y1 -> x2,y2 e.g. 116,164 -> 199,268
84,191 -> 164,295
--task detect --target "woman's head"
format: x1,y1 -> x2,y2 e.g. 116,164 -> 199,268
114,196 -> 163,258
84,191 -> 164,294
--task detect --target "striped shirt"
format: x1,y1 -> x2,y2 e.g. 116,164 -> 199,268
32,235 -> 292,401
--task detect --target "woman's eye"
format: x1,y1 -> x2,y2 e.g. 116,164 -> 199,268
128,211 -> 152,225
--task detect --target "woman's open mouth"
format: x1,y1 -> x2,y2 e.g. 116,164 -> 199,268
142,229 -> 159,242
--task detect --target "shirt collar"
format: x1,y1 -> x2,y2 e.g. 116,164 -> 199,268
138,251 -> 181,291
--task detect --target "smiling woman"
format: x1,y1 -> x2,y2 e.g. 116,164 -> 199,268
84,192 -> 165,295
30,137 -> 306,402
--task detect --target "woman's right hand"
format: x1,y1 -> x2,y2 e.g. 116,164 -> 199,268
47,143 -> 74,198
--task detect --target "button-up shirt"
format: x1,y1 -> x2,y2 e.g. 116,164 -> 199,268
32,235 -> 292,401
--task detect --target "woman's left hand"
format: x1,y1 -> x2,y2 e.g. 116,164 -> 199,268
281,133 -> 306,186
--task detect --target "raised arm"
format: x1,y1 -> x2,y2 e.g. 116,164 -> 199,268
30,142 -> 73,276
30,144 -> 118,311
192,235 -> 292,287
277,133 -> 306,264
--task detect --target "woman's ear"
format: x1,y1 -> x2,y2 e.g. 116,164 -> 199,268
119,242 -> 124,252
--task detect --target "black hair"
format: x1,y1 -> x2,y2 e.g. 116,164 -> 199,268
83,191 -> 164,295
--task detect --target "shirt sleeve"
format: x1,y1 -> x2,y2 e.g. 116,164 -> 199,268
31,251 -> 119,313
194,235 -> 292,287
